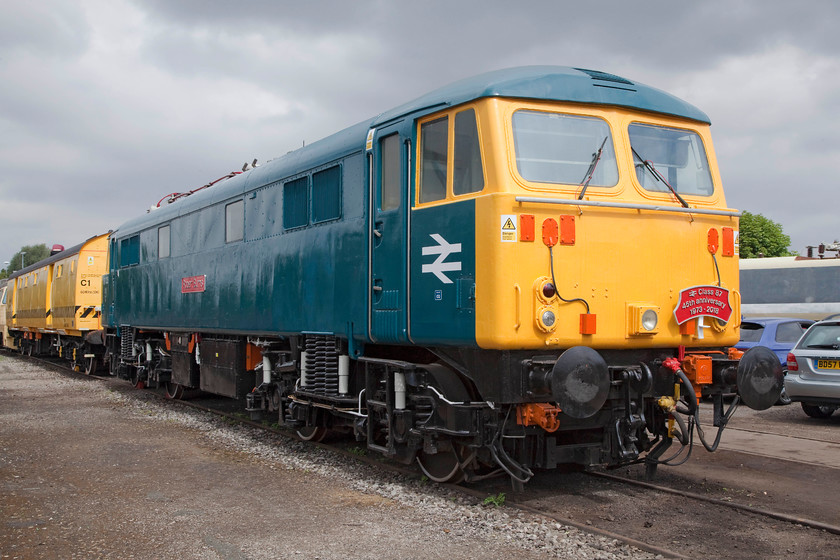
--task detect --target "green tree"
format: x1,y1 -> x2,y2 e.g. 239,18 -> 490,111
2,244 -> 51,278
739,211 -> 793,258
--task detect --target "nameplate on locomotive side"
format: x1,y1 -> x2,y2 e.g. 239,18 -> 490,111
181,275 -> 206,294
673,285 -> 731,324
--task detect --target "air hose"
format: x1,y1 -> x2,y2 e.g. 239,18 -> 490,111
672,366 -> 740,452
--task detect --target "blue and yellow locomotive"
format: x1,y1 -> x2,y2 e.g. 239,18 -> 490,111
102,66 -> 782,484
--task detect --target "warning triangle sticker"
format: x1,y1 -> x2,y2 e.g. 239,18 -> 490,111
502,218 -> 516,230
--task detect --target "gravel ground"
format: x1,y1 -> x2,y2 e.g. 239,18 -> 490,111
0,356 -> 660,560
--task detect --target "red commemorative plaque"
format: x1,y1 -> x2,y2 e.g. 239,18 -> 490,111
673,285 -> 732,325
181,275 -> 206,294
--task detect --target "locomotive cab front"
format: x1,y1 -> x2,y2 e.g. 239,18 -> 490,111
405,71 -> 781,480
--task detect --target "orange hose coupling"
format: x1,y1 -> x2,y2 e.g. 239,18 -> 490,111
516,403 -> 562,432
662,357 -> 682,372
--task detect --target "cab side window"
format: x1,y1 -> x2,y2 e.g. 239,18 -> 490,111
453,109 -> 483,195
418,108 -> 484,204
419,116 -> 448,203
380,134 -> 401,211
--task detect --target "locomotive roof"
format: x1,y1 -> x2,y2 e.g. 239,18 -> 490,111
113,66 -> 709,237
372,65 -> 710,126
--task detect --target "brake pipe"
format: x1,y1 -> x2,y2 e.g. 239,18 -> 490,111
662,358 -> 697,414
658,396 -> 689,446
662,357 -> 740,452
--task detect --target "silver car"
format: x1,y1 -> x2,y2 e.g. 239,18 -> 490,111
786,320 -> 840,418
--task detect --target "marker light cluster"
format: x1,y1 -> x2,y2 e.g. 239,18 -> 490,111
535,277 -> 558,333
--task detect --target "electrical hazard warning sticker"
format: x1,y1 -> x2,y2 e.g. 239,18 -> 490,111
500,214 -> 517,242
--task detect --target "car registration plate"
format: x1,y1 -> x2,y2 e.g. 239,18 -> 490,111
817,359 -> 840,370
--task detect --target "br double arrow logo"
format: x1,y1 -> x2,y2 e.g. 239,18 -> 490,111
421,233 -> 462,284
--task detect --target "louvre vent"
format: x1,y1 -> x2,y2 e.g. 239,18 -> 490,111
283,177 -> 309,229
304,335 -> 340,396
120,325 -> 134,359
312,165 -> 341,223
574,68 -> 634,86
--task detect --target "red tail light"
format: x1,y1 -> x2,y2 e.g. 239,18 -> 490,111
787,353 -> 798,371
542,282 -> 556,299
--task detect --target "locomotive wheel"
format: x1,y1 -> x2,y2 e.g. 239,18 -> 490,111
25,344 -> 33,357
391,444 -> 418,465
802,403 -> 836,418
416,365 -> 474,483
129,368 -> 145,390
165,382 -> 185,400
84,355 -> 98,376
108,355 -> 120,377
296,426 -> 328,442
417,447 -> 466,484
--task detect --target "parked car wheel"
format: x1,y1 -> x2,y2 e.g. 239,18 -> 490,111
801,403 -> 837,418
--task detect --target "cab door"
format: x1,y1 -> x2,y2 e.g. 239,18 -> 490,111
368,123 -> 410,343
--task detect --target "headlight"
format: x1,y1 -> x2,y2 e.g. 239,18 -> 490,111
542,310 -> 556,327
641,309 -> 658,331
628,304 -> 660,335
536,306 -> 557,332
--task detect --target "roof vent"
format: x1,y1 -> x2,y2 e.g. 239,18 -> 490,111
574,68 -> 634,86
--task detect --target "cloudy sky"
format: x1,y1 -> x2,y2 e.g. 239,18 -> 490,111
1,0 -> 839,268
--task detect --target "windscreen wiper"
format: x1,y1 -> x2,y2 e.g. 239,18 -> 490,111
577,136 -> 608,200
631,146 -> 690,208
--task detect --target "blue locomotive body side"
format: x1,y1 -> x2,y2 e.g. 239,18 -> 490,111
104,120 -> 373,349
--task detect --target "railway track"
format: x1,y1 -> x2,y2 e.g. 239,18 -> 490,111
589,470 -> 840,534
11,351 -> 840,559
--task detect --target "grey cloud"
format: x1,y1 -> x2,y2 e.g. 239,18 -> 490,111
130,0 -> 381,31
0,2 -> 90,57
1,0 -> 839,260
